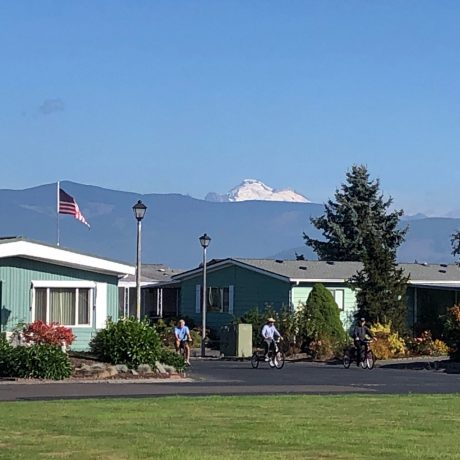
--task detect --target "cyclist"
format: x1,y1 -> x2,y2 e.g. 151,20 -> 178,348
351,317 -> 375,367
261,317 -> 282,361
174,319 -> 192,365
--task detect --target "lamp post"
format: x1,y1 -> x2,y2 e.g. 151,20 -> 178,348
199,233 -> 211,358
133,200 -> 147,320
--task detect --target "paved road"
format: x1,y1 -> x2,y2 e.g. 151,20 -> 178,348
1,360 -> 459,401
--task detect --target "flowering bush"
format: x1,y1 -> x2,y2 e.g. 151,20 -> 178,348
22,321 -> 76,347
406,330 -> 449,357
369,322 -> 407,360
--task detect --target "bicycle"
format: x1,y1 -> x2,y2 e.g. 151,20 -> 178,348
251,338 -> 285,369
343,339 -> 375,370
177,339 -> 192,367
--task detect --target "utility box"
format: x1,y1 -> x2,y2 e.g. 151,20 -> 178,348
220,324 -> 253,358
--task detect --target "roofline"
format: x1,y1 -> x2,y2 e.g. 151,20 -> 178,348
408,280 -> 460,284
290,278 -> 350,284
172,258 -> 291,283
0,238 -> 135,276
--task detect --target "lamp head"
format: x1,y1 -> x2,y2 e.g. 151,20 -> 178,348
133,200 -> 147,221
199,233 -> 211,249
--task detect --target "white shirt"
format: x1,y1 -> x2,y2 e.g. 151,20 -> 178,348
261,324 -> 280,340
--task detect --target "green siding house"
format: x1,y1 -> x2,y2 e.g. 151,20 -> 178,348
173,258 -> 460,336
0,237 -> 134,350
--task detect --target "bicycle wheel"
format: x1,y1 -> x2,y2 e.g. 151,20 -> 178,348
250,352 -> 259,369
365,351 -> 375,370
274,351 -> 285,369
343,353 -> 351,369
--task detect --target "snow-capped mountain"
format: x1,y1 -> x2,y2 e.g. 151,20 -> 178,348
205,179 -> 310,203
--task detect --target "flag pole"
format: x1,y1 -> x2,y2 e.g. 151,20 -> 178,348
57,181 -> 60,246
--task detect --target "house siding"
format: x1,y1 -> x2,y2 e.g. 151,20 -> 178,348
180,265 -> 290,333
0,257 -> 120,350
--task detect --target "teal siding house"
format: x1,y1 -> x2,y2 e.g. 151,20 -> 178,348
173,258 -> 460,336
0,237 -> 134,350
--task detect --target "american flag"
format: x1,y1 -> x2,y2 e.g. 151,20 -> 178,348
59,188 -> 90,228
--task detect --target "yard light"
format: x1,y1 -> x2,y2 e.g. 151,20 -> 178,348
199,233 -> 211,357
133,200 -> 147,320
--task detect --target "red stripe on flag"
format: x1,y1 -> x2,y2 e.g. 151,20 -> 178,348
59,188 -> 90,228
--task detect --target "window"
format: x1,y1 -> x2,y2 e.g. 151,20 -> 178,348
207,287 -> 230,313
196,285 -> 234,314
34,287 -> 92,326
329,289 -> 345,311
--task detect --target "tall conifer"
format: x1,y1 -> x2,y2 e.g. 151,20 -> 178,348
304,164 -> 409,334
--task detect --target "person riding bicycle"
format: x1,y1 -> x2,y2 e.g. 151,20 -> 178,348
174,319 -> 192,365
261,317 -> 282,361
351,317 -> 375,367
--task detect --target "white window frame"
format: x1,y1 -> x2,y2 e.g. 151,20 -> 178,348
328,288 -> 345,311
31,280 -> 95,328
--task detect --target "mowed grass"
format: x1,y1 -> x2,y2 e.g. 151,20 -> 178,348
1,394 -> 460,460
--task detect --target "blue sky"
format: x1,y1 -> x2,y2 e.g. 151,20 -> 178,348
1,1 -> 459,216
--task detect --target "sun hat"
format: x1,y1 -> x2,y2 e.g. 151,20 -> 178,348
267,317 -> 276,322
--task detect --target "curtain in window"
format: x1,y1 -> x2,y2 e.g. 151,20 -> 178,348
78,288 -> 90,325
35,288 -> 47,322
50,289 -> 75,325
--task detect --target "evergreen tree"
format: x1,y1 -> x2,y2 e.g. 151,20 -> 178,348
304,164 -> 406,261
452,230 -> 460,263
350,231 -> 409,335
303,283 -> 346,345
304,164 -> 409,334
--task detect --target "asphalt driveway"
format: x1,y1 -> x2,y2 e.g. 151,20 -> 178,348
1,358 -> 459,401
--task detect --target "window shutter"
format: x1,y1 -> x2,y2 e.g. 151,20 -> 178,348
228,285 -> 234,315
195,285 -> 201,313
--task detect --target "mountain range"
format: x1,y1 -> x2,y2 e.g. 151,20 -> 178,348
1,180 -> 459,269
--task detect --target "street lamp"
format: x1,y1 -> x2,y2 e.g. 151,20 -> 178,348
133,200 -> 147,320
199,233 -> 211,358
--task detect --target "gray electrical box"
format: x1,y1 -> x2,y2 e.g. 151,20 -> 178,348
220,324 -> 253,358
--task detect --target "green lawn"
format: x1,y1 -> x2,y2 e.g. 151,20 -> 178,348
1,394 -> 459,459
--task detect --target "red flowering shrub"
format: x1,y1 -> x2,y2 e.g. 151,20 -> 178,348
22,321 -> 76,347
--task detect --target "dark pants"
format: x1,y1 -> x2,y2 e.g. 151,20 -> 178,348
355,340 -> 367,365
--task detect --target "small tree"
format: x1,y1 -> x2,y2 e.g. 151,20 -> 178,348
300,283 -> 346,357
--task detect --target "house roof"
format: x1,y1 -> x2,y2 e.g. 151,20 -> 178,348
0,236 -> 135,276
119,264 -> 184,287
172,257 -> 460,285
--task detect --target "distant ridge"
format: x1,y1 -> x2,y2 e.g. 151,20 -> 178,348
1,181 -> 459,268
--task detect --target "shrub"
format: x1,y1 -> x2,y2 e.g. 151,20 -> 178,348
301,284 -> 347,359
0,334 -> 13,377
158,348 -> 186,372
369,322 -> 406,360
22,321 -> 75,347
443,305 -> 460,361
90,317 -> 161,368
406,330 -> 449,357
0,338 -> 71,380
12,344 -> 72,380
